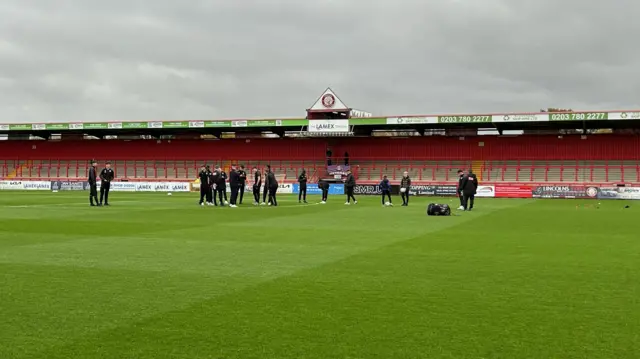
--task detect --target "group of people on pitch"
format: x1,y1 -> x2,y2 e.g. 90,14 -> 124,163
88,159 -> 114,207
89,161 -> 477,210
198,164 -> 279,207
297,168 -> 358,205
199,165 -> 362,207
378,171 -> 413,207
377,169 -> 478,210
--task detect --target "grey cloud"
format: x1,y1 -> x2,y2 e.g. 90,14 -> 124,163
1,0 -> 639,123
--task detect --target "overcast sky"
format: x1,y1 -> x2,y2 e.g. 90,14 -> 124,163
1,0 -> 638,123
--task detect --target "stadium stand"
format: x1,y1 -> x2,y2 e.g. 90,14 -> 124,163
1,136 -> 640,184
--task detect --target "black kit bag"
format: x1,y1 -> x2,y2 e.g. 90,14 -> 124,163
427,203 -> 451,216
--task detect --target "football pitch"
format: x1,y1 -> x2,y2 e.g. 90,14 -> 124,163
1,192 -> 638,359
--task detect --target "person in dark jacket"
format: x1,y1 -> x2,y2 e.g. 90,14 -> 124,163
379,175 -> 392,206
456,169 -> 465,210
99,161 -> 114,206
460,170 -> 479,211
219,168 -> 228,204
400,171 -> 412,206
198,165 -> 213,206
344,169 -> 357,205
229,164 -> 240,208
319,179 -> 329,204
266,167 -> 278,206
206,165 -> 215,205
210,167 -> 219,206
238,165 -> 247,204
198,165 -> 209,206
88,159 -> 99,206
262,165 -> 271,205
213,166 -> 226,206
298,169 -> 308,203
252,167 -> 262,205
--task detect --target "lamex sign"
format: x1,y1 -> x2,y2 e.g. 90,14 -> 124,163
135,183 -> 154,192
154,183 -> 171,192
95,181 -> 190,192
151,182 -> 190,192
168,183 -> 190,192
308,120 -> 349,133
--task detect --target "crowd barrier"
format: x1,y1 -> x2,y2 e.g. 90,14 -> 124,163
1,180 -> 639,200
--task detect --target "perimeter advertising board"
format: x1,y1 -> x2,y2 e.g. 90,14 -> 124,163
596,187 -> 640,200
0,181 -> 51,190
293,183 -> 344,195
531,186 -> 591,199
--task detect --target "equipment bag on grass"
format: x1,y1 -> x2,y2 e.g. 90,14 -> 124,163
427,203 -> 451,216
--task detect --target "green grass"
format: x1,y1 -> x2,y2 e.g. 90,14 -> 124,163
0,191 -> 638,359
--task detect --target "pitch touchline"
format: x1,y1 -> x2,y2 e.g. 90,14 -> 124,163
1,201 -> 325,209
1,200 -> 155,208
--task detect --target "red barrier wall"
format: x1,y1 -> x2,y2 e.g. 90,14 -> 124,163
1,135 -> 640,160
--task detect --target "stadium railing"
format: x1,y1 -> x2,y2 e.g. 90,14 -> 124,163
2,159 -> 639,185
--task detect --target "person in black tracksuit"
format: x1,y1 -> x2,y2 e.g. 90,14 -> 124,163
400,171 -> 411,206
88,160 -> 99,206
220,169 -> 228,203
298,169 -> 308,203
229,165 -> 240,207
206,166 -> 215,205
99,161 -> 114,206
198,165 -> 208,206
210,169 -> 219,206
319,179 -> 329,203
344,170 -> 357,204
262,165 -> 271,205
457,169 -> 464,209
379,175 -> 392,206
266,167 -> 278,206
252,167 -> 262,205
213,166 -> 226,206
238,165 -> 247,204
461,170 -> 479,211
